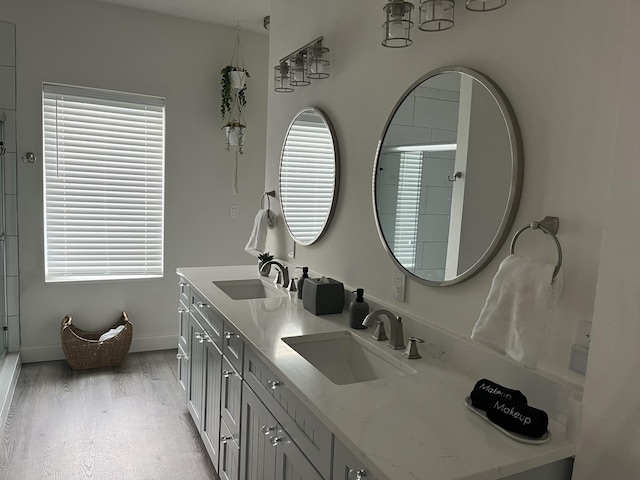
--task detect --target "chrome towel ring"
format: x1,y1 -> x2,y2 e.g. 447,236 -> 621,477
510,216 -> 562,281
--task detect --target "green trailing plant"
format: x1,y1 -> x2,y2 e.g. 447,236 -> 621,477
257,251 -> 274,263
220,66 -> 250,120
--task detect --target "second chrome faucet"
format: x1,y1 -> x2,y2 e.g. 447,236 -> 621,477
362,309 -> 405,350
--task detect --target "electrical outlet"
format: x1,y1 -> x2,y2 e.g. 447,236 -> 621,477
393,269 -> 405,301
229,204 -> 239,219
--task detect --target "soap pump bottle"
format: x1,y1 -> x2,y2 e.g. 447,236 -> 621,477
297,267 -> 309,299
349,288 -> 369,330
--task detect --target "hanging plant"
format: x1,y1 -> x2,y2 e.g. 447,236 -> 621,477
220,65 -> 250,120
221,23 -> 249,195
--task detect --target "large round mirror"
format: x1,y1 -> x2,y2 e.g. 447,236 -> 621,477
280,107 -> 340,246
374,66 -> 523,286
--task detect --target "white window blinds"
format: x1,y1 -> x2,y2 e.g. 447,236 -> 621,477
43,83 -> 165,283
394,151 -> 423,271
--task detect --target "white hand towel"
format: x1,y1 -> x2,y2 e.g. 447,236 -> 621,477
244,209 -> 270,254
471,254 -> 563,368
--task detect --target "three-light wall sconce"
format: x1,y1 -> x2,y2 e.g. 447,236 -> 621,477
383,0 -> 507,48
274,36 -> 330,93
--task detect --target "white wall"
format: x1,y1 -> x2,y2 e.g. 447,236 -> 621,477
265,0 -> 624,386
573,1 -> 640,477
2,0 -> 269,361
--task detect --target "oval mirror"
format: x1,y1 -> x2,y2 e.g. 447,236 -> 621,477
374,66 -> 523,286
280,107 -> 340,246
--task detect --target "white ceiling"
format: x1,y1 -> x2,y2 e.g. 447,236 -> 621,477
91,0 -> 271,34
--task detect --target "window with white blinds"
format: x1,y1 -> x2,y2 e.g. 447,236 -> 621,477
43,83 -> 165,283
393,151 -> 423,271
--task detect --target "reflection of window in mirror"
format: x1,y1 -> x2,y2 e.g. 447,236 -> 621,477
375,67 -> 523,286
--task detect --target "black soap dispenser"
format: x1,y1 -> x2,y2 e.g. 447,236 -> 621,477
297,267 -> 309,299
349,288 -> 369,329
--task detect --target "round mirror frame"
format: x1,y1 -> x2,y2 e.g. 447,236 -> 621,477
280,107 -> 340,246
373,66 -> 523,286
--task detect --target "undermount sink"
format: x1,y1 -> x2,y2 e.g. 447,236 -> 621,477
212,278 -> 287,300
282,331 -> 416,385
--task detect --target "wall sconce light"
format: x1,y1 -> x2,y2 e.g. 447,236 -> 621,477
465,0 -> 506,12
419,0 -> 455,32
274,37 -> 330,93
383,0 -> 507,47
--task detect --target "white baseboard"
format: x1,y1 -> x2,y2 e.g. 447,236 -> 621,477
20,335 -> 178,363
0,353 -> 21,429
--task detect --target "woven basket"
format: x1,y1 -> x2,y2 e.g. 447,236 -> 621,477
61,311 -> 133,370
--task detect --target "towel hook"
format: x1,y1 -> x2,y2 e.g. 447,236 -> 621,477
510,216 -> 563,281
260,190 -> 276,228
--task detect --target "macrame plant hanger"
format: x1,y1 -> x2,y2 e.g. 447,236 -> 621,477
224,23 -> 247,195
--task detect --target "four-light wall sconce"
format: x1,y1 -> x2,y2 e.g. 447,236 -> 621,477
383,0 -> 507,48
274,36 -> 330,93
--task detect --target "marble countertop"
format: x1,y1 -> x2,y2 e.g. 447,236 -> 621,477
177,265 -> 575,480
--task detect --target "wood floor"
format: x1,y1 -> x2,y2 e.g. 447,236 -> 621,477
0,350 -> 218,480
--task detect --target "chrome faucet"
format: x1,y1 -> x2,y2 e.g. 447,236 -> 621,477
260,260 -> 289,287
362,309 -> 405,350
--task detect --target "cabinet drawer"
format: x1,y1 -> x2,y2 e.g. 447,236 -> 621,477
222,321 -> 244,373
190,290 -> 224,348
221,356 -> 243,442
178,278 -> 190,307
244,348 -> 332,479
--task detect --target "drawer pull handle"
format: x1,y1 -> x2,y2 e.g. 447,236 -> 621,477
349,469 -> 367,479
220,435 -> 233,444
177,307 -> 186,313
176,353 -> 189,360
269,436 -> 282,447
204,333 -> 214,343
261,425 -> 275,435
222,370 -> 235,378
267,380 -> 281,390
179,281 -> 187,287
197,302 -> 208,309
224,331 -> 236,339
194,332 -> 204,343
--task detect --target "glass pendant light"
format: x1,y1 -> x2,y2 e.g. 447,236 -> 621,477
466,0 -> 506,12
419,0 -> 455,31
274,61 -> 294,93
307,44 -> 330,79
289,53 -> 310,86
382,0 -> 414,48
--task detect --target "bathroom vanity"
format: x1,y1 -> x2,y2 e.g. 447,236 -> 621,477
176,265 -> 576,480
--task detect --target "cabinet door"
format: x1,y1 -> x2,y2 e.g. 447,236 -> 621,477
219,419 -> 241,480
178,305 -> 189,351
274,428 -> 324,480
177,343 -> 188,400
201,339 -> 223,469
221,356 -> 242,441
187,313 -> 205,428
333,438 -> 378,480
240,384 -> 277,480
